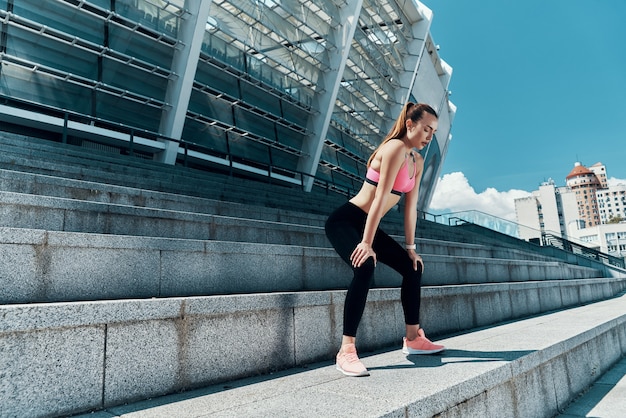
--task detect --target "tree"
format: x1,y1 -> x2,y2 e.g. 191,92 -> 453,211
607,215 -> 625,224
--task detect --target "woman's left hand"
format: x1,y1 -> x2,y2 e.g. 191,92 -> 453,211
407,250 -> 424,272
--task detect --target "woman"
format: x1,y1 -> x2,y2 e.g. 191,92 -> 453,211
325,102 -> 445,377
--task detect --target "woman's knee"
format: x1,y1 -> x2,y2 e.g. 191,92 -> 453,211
402,265 -> 422,285
353,257 -> 376,285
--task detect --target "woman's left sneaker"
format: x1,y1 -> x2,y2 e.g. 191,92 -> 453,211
402,329 -> 445,355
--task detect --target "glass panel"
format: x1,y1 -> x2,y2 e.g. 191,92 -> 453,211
269,150 -> 298,172
116,0 -> 181,36
326,125 -> 344,148
101,58 -> 168,100
331,171 -> 358,190
116,0 -> 146,22
336,153 -> 359,176
90,0 -> 111,9
108,25 -> 174,68
95,94 -> 161,131
240,83 -> 280,118
315,165 -> 333,183
0,64 -> 92,113
7,27 -> 98,79
342,132 -> 371,160
320,146 -> 339,167
194,62 -> 240,98
13,0 -> 104,44
182,120 -> 229,155
275,125 -> 304,150
201,34 -> 245,72
234,108 -> 276,141
228,134 -> 270,164
188,91 -> 234,126
281,100 -> 309,128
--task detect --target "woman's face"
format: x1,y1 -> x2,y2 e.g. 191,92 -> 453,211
407,113 -> 438,150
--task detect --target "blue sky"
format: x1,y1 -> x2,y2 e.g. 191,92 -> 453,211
424,0 -> 626,219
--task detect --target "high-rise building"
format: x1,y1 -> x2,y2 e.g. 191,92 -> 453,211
597,183 -> 626,224
515,162 -> 626,259
589,162 -> 608,189
514,179 -> 578,241
566,162 -> 602,227
0,0 -> 455,212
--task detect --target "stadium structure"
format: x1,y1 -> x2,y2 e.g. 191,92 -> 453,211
0,0 -> 455,211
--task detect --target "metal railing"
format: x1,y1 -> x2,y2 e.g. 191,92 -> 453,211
541,233 -> 624,268
422,209 -> 625,269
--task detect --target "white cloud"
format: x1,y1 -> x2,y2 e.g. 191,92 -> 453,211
429,172 -> 531,221
608,177 -> 626,187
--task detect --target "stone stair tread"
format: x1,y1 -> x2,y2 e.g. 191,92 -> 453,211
2,133 -> 625,417
0,139 -> 345,207
74,292 -> 626,418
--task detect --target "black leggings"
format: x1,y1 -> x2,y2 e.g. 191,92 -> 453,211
325,201 -> 422,337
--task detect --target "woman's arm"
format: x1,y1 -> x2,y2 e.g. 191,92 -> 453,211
350,141 -> 406,268
404,154 -> 425,271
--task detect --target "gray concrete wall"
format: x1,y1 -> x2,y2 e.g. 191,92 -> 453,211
0,227 -> 604,304
2,278 -> 625,417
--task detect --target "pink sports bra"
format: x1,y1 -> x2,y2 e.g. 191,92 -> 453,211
365,153 -> 416,196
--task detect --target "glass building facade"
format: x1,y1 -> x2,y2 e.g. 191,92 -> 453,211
0,0 -> 454,211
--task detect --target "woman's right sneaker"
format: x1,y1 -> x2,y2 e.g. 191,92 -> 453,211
402,329 -> 445,355
336,343 -> 370,377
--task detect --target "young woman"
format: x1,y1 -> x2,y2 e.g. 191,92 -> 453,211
325,102 -> 445,377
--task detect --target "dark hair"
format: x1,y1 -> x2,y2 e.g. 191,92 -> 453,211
367,102 -> 438,167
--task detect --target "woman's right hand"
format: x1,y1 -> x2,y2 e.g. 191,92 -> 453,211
350,242 -> 377,268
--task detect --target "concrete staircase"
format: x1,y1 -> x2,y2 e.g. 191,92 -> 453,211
0,133 -> 625,418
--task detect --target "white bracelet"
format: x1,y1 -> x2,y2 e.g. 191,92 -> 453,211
405,243 -> 416,250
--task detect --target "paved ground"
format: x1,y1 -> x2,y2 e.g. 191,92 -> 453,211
556,356 -> 626,418
73,351 -> 626,418
71,294 -> 626,418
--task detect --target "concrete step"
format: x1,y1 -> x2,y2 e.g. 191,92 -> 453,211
0,227 -> 604,304
556,356 -> 626,417
0,134 -> 350,216
0,177 -> 601,268
0,168 -> 602,268
0,150 -> 338,214
0,168 -> 328,227
0,189 -> 331,245
0,183 -> 590,259
77,293 -> 626,418
3,132 -> 609,273
4,288 -> 625,417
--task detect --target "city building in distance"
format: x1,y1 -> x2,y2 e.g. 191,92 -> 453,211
515,162 -> 626,259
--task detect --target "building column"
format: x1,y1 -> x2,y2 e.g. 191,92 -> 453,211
388,3 -> 432,131
296,0 -> 363,192
155,0 -> 212,164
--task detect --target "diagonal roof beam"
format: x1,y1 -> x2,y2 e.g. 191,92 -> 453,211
156,0 -> 212,164
297,0 -> 363,192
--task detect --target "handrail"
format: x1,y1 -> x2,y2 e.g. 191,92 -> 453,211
542,233 -> 624,268
424,209 -> 625,269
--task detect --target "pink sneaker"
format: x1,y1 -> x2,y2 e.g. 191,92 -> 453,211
402,329 -> 445,355
336,343 -> 370,377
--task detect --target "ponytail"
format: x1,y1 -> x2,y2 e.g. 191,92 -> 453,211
367,102 -> 438,167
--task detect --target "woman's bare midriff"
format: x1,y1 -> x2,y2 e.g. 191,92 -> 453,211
349,182 -> 402,215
